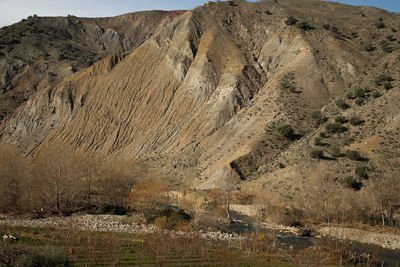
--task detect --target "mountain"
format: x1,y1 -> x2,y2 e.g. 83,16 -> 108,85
0,10 -> 184,121
0,0 -> 399,196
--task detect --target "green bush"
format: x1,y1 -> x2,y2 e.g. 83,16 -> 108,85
334,115 -> 347,124
285,16 -> 298,26
297,21 -> 314,30
322,24 -> 330,30
319,131 -> 328,138
155,208 -> 191,230
355,97 -> 365,106
331,26 -> 339,34
97,204 -> 126,215
349,116 -> 363,126
355,166 -> 369,179
277,124 -> 295,139
310,149 -> 324,159
386,35 -> 396,42
312,111 -> 327,126
346,92 -> 355,99
280,72 -> 296,92
354,88 -> 366,98
329,146 -> 342,157
380,41 -> 394,53
374,21 -> 385,29
375,74 -> 393,86
383,81 -> 393,90
345,150 -> 362,161
336,99 -> 349,109
314,137 -> 323,146
372,91 -> 382,98
362,43 -> 375,52
342,176 -> 362,190
325,122 -> 347,134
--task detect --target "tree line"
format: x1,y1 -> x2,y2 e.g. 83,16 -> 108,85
0,144 -> 151,216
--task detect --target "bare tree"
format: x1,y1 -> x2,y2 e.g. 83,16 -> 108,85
368,158 -> 400,226
74,153 -> 101,208
98,158 -> 146,208
0,144 -> 30,213
297,163 -> 341,224
33,145 -> 80,215
126,179 -> 169,221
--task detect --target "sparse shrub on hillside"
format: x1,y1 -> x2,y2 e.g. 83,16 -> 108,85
284,16 -> 298,26
375,74 -> 393,86
310,149 -> 324,159
319,131 -> 329,138
372,91 -> 382,98
314,137 -> 323,146
345,150 -> 362,161
297,21 -> 314,31
334,115 -> 347,124
331,26 -> 339,34
312,111 -> 327,127
383,81 -> 393,90
380,41 -> 394,53
58,53 -> 67,60
354,88 -> 366,98
386,35 -> 396,42
355,97 -> 365,106
346,91 -> 355,99
280,72 -> 296,92
329,146 -> 342,157
349,116 -> 363,126
325,122 -> 347,134
342,176 -> 362,190
322,24 -> 330,30
277,124 -> 295,139
374,21 -> 385,29
335,99 -> 349,109
391,27 -> 397,33
355,166 -> 369,179
362,43 -> 375,52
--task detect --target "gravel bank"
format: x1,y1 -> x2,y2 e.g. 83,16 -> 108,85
319,226 -> 400,250
0,214 -> 244,241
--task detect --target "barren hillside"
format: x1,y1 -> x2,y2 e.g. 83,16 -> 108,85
0,10 -> 184,121
0,0 -> 399,195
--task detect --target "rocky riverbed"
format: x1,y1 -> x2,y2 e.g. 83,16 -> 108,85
1,214 -> 400,250
0,214 -> 244,241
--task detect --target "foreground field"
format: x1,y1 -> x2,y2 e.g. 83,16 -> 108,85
1,220 -> 398,266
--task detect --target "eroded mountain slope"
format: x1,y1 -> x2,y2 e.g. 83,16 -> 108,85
1,0 -> 399,192
0,10 -> 184,121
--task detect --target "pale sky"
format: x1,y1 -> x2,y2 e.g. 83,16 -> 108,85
0,0 -> 398,27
